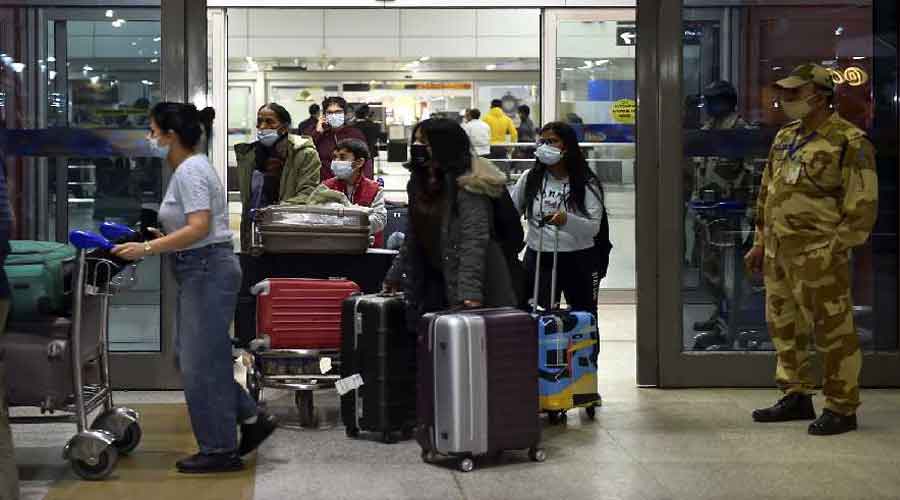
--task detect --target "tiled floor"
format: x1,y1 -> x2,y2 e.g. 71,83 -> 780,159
12,305 -> 900,500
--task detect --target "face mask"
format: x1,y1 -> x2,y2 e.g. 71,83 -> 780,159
326,113 -> 345,128
147,136 -> 169,159
330,160 -> 354,180
781,94 -> 817,121
257,128 -> 280,147
410,143 -> 430,167
534,144 -> 563,165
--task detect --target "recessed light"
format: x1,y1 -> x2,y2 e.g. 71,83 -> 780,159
852,56 -> 866,60
485,64 -> 497,71
47,56 -> 56,63
150,58 -> 159,63
153,37 -> 161,42
419,56 -> 430,62
10,62 -> 24,73
105,10 -> 114,18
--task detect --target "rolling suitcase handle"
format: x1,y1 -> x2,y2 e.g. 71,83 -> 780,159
530,217 -> 562,314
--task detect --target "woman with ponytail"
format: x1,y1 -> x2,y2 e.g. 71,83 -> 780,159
113,102 -> 275,473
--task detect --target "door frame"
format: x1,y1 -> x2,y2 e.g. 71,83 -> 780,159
647,0 -> 900,388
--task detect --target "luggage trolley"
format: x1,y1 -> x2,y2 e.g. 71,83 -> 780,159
9,227 -> 143,480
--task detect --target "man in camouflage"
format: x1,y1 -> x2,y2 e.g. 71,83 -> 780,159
745,64 -> 878,435
688,80 -> 754,334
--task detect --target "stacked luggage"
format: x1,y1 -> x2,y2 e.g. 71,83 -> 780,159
251,205 -> 371,255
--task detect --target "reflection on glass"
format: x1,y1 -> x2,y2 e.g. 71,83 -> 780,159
681,2 -> 896,353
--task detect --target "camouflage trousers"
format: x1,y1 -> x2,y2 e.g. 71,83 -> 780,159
764,245 -> 861,415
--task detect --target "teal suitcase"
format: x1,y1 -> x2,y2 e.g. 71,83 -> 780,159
5,241 -> 76,320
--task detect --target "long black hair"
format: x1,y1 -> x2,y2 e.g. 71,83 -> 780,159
418,118 -> 472,175
150,102 -> 215,149
522,121 -> 605,217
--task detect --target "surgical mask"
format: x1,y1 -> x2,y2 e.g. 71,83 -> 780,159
257,128 -> 280,147
147,136 -> 169,159
534,144 -> 563,165
410,143 -> 430,166
330,160 -> 354,180
326,113 -> 345,128
780,94 -> 817,121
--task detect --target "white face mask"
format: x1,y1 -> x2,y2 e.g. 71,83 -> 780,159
330,160 -> 354,180
326,113 -> 345,128
534,143 -> 563,165
257,128 -> 280,147
147,136 -> 169,159
780,94 -> 818,121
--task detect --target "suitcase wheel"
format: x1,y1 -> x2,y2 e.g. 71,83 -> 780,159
421,450 -> 438,464
458,456 -> 475,473
70,445 -> 118,481
528,447 -> 547,463
547,410 -> 567,425
585,405 -> 597,420
345,427 -> 360,438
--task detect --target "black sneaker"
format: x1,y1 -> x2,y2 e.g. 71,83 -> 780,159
808,409 -> 858,436
239,411 -> 278,456
752,393 -> 816,422
176,453 -> 243,474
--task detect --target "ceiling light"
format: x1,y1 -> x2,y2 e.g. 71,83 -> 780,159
153,37 -> 161,42
150,58 -> 159,63
10,62 -> 24,73
834,26 -> 844,36
852,56 -> 866,60
153,50 -> 158,55
419,56 -> 430,62
562,67 -> 575,71
49,70 -> 57,80
595,60 -> 609,66
583,60 -> 594,67
112,19 -> 126,28
245,56 -> 253,63
485,64 -> 497,71
131,42 -> 137,46
141,80 -> 154,86
327,64 -> 335,71
105,9 -> 114,18
90,76 -> 100,84
82,65 -> 93,71
47,56 -> 56,63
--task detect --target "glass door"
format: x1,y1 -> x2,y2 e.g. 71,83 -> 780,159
655,0 -> 900,387
41,7 -> 178,388
543,8 -> 637,301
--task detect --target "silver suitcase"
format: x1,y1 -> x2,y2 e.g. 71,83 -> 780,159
252,205 -> 370,255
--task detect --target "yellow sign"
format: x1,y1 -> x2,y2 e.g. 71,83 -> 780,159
611,99 -> 636,124
829,66 -> 869,87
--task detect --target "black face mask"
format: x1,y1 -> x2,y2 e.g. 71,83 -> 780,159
410,143 -> 431,167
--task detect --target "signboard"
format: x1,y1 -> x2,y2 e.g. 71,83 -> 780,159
611,99 -> 636,124
616,24 -> 636,46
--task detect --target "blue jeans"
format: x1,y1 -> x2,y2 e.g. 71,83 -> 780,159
174,242 -> 256,455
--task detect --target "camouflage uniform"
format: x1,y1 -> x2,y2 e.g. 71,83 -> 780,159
755,111 -> 878,416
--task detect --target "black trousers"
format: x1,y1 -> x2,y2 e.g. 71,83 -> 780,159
524,247 -> 598,313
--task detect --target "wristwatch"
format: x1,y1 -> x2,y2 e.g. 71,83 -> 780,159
143,241 -> 153,256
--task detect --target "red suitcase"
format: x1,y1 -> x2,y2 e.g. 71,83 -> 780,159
253,278 -> 360,349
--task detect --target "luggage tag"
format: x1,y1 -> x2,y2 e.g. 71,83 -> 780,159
335,373 -> 364,396
320,357 -> 333,375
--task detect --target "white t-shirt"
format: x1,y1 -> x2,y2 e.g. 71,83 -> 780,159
511,168 -> 603,252
158,154 -> 233,250
462,119 -> 492,156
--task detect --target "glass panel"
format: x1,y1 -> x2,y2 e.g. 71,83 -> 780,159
555,19 -> 636,291
681,2 -> 897,353
56,15 -> 163,352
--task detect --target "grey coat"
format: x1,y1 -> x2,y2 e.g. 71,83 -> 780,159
386,157 -> 517,329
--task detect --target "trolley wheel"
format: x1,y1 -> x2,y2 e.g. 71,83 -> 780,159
528,447 -> 546,463
421,450 -> 438,464
459,457 -> 475,473
114,422 -> 142,455
70,446 -> 118,481
585,405 -> 597,420
381,431 -> 396,444
345,427 -> 360,438
246,367 -> 261,403
295,391 -> 318,428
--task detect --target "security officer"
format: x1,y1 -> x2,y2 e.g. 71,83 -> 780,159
689,80 -> 753,333
745,63 -> 878,435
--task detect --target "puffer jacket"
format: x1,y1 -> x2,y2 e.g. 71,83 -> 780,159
385,157 -> 517,330
483,107 -> 519,144
235,134 -> 321,251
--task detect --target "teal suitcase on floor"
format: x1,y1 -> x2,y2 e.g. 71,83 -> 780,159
5,241 -> 76,320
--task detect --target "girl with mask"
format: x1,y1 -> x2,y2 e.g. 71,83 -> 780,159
322,138 -> 387,247
113,103 -> 276,473
511,121 -> 607,313
383,118 -> 518,331
234,103 -> 322,252
311,96 -> 372,182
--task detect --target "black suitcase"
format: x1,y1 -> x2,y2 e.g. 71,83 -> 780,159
340,293 -> 416,443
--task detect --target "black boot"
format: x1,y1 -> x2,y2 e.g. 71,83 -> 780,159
176,452 -> 243,474
808,409 -> 857,436
239,411 -> 278,456
752,393 -> 816,422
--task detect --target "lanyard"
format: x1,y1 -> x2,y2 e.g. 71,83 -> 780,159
788,131 -> 817,160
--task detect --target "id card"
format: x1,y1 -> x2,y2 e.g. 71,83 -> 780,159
783,163 -> 801,185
